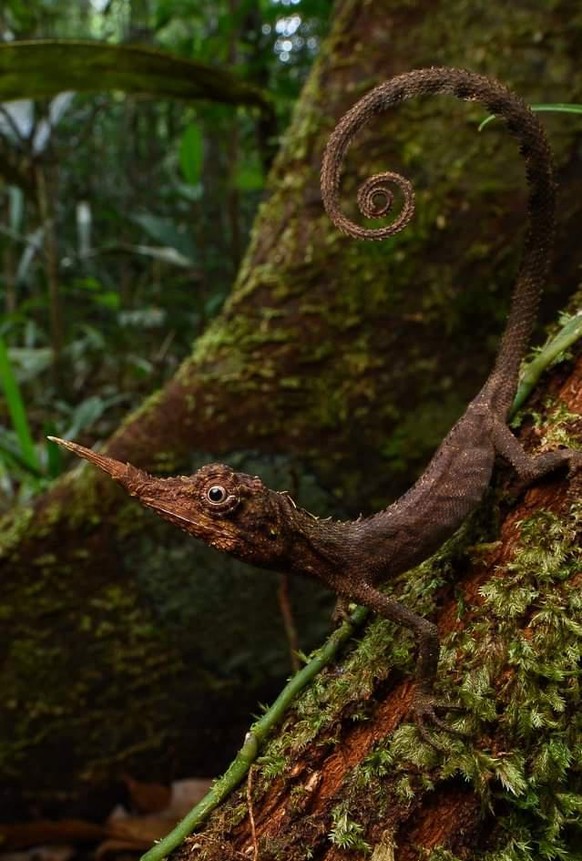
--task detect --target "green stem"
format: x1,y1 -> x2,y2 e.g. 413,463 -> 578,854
140,606 -> 369,861
478,102 -> 582,131
510,312 -> 582,418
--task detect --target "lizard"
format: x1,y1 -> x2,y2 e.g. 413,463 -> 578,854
49,67 -> 581,738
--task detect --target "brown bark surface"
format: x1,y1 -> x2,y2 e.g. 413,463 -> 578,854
1,0 -> 581,812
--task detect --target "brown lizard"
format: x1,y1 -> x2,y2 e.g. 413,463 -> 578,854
49,67 -> 581,737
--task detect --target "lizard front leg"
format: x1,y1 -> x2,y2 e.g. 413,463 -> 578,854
344,581 -> 464,744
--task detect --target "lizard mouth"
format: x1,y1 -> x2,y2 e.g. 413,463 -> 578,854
47,436 -> 199,528
47,436 -> 129,477
46,436 -> 153,499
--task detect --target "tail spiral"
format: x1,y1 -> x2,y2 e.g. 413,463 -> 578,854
321,67 -> 555,417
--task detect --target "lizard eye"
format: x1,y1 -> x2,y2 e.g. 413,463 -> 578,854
207,485 -> 227,504
200,476 -> 240,516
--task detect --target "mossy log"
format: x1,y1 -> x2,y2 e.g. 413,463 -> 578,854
1,0 -> 581,810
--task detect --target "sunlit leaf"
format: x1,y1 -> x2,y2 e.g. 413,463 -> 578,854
0,99 -> 34,140
130,244 -> 196,268
15,226 -> 44,284
32,92 -> 75,153
8,186 -> 24,232
3,347 -> 53,383
132,212 -> 197,261
76,200 -> 92,257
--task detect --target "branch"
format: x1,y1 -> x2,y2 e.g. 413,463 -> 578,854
0,41 -> 274,114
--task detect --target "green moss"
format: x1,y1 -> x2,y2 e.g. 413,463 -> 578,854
329,803 -> 371,853
0,504 -> 34,559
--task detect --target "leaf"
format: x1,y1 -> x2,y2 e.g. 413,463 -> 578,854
32,93 -> 75,154
494,755 -> 528,796
174,181 -> 203,203
0,334 -> 40,474
130,244 -> 196,268
0,99 -> 34,140
3,346 -> 53,383
132,213 -> 197,262
0,819 -> 105,850
0,433 -> 44,479
92,290 -> 120,310
123,775 -> 171,814
49,90 -> 75,125
235,159 -> 264,192
63,395 -> 122,440
8,185 -> 24,233
0,41 -> 273,113
44,424 -> 64,479
16,226 -> 44,284
179,123 -> 203,186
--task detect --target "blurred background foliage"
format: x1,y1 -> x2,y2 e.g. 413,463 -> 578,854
0,0 -> 331,508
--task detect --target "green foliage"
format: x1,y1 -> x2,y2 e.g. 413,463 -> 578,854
329,804 -> 371,853
131,212 -> 198,262
479,102 -> 582,131
0,40 -> 272,109
0,0 -> 331,508
0,332 -> 40,476
179,123 -> 203,186
511,312 -> 582,416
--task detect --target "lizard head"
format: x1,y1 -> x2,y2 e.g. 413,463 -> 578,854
48,437 -> 295,568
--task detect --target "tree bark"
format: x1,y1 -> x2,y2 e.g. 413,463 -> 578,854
1,0 -> 581,812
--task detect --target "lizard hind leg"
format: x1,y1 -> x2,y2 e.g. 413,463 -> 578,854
332,594 -> 353,625
492,418 -> 582,486
345,581 -> 467,746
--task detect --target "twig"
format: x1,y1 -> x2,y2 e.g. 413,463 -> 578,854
246,766 -> 258,861
278,574 -> 300,674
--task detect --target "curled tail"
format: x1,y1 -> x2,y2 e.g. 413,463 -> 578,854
320,66 -> 555,419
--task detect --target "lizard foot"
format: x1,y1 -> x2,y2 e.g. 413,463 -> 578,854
331,595 -> 352,626
411,695 -> 469,750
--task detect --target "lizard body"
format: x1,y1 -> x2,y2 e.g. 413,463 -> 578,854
50,67 -> 580,735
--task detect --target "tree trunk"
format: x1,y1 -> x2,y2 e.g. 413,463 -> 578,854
1,0 -> 581,814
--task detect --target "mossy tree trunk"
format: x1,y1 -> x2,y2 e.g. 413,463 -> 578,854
1,0 -> 581,816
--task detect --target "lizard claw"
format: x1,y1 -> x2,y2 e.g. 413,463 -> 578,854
411,693 -> 470,749
331,595 -> 352,626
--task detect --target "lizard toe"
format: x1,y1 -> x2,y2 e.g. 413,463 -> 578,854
411,694 -> 470,749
